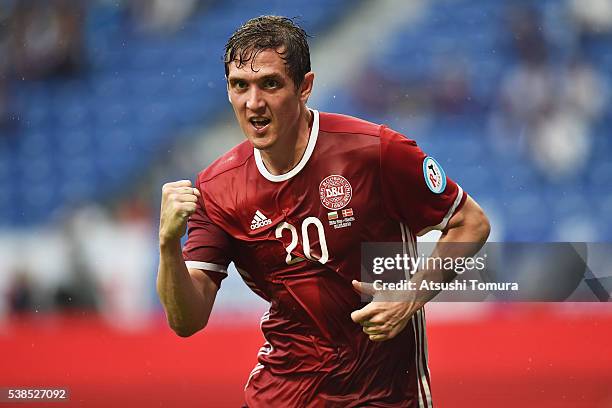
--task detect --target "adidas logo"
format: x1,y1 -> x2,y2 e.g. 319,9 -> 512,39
250,210 -> 272,230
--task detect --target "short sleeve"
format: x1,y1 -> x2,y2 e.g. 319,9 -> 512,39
182,191 -> 233,288
380,127 -> 466,235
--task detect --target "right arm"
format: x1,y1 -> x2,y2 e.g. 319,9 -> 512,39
157,180 -> 219,337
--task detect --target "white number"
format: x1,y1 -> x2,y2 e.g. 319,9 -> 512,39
275,218 -> 329,265
301,217 -> 329,264
275,222 -> 301,264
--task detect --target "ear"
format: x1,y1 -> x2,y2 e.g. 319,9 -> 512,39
299,71 -> 315,103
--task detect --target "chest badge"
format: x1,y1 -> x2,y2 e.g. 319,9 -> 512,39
319,175 -> 352,210
320,175 -> 355,230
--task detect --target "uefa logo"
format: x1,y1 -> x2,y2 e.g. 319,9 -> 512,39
423,157 -> 446,194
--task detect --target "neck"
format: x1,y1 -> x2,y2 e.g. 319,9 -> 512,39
260,108 -> 312,175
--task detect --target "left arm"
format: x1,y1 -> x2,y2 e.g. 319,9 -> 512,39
351,195 -> 490,341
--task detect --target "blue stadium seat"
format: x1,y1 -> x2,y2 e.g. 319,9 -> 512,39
3,0 -> 611,236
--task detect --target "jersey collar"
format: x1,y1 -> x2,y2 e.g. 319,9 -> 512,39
254,109 -> 319,183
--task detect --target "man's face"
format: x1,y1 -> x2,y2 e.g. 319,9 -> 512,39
226,48 -> 312,151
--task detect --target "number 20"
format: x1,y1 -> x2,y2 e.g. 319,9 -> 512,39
275,217 -> 329,265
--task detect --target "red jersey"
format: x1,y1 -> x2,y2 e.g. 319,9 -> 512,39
183,110 -> 466,407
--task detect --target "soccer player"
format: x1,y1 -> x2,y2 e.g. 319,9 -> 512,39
157,16 -> 490,407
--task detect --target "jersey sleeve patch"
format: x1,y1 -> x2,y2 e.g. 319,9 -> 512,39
423,157 -> 447,194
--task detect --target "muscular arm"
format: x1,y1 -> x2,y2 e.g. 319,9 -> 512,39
436,194 -> 491,244
351,195 -> 490,341
157,180 -> 219,337
416,194 -> 491,287
157,239 -> 219,337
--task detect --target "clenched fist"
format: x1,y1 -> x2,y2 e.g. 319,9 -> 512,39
159,180 -> 201,244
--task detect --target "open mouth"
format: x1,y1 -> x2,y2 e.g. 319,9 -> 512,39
249,117 -> 271,132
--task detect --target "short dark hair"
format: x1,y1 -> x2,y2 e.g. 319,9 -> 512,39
224,15 -> 311,87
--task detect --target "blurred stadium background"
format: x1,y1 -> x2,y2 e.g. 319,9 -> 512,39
0,0 -> 611,406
